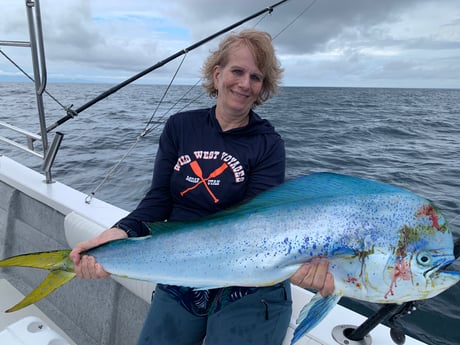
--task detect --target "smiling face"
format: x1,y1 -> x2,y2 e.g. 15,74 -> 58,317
213,44 -> 264,130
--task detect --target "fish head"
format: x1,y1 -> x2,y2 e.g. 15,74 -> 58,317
381,247 -> 459,302
336,202 -> 460,303
372,204 -> 460,303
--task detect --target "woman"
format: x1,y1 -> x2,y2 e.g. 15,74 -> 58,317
70,29 -> 334,345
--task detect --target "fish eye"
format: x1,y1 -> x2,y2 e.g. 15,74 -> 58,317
416,251 -> 432,266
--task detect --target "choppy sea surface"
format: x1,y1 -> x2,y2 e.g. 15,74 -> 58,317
1,82 -> 459,345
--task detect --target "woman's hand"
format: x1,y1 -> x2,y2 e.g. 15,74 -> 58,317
290,258 -> 334,297
69,227 -> 128,279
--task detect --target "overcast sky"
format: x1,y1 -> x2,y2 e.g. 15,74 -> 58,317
1,0 -> 459,88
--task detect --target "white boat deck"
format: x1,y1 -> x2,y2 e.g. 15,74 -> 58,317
0,279 -> 76,345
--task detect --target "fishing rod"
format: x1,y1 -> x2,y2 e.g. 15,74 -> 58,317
46,0 -> 290,132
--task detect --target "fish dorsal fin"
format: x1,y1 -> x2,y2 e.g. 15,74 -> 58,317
221,172 -> 409,216
294,172 -> 406,198
275,172 -> 407,201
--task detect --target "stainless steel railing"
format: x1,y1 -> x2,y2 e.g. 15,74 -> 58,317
0,0 -> 62,183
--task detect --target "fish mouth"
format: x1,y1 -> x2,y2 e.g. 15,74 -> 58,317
438,258 -> 460,273
423,239 -> 460,278
424,256 -> 460,278
424,263 -> 442,278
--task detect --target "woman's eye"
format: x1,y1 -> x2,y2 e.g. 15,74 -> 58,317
251,74 -> 263,82
232,69 -> 244,75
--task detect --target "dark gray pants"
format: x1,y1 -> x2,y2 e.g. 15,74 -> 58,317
136,281 -> 292,345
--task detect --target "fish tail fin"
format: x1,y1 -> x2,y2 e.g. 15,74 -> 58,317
6,270 -> 76,312
0,250 -> 73,270
0,250 -> 75,312
291,292 -> 341,344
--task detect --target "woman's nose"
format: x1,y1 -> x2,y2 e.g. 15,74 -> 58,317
238,74 -> 251,89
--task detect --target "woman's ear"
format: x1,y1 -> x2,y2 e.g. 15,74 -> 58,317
213,65 -> 220,91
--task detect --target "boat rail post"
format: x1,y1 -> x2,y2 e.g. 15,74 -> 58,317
25,0 -> 56,182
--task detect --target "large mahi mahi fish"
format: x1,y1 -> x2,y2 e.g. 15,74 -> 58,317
1,172 -> 459,343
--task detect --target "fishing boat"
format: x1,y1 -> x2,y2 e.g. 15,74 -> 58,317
0,1 -> 433,344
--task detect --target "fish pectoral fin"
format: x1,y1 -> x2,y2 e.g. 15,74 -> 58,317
291,292 -> 341,344
6,270 -> 76,313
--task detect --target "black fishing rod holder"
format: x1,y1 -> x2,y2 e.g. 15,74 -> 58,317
331,302 -> 416,345
42,132 -> 64,183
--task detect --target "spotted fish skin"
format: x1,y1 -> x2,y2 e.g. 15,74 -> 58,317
1,173 -> 459,343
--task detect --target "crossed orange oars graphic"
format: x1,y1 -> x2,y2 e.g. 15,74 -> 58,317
180,161 -> 229,203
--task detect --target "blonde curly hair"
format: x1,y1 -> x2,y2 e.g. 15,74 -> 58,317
202,29 -> 283,107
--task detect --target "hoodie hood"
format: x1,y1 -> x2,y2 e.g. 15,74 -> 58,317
209,106 -> 277,136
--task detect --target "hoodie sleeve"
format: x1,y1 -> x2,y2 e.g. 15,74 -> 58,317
244,133 -> 285,199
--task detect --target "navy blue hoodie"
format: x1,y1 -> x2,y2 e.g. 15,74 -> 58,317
116,105 -> 285,237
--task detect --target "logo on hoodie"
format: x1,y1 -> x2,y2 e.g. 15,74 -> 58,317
174,150 -> 245,203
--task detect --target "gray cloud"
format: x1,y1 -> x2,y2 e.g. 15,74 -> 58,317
1,0 -> 459,88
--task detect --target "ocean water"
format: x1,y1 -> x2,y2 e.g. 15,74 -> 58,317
1,82 -> 459,344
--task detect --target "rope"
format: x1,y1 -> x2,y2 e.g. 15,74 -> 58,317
273,0 -> 318,40
141,80 -> 204,138
0,48 -> 73,115
85,135 -> 142,204
141,53 -> 189,137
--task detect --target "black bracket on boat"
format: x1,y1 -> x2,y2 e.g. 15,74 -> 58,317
331,301 -> 417,345
387,301 -> 418,344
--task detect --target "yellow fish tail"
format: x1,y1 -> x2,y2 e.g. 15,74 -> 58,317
0,250 -> 75,312
6,270 -> 76,312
